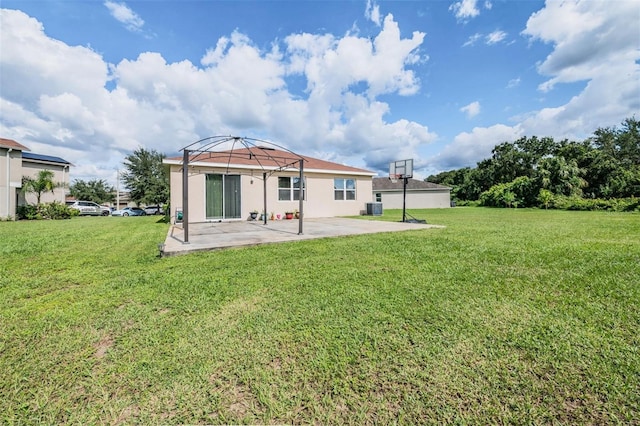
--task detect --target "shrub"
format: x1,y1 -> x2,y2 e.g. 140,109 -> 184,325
17,202 -> 78,220
549,196 -> 640,212
480,176 -> 536,208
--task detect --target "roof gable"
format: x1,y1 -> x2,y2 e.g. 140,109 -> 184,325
0,138 -> 30,151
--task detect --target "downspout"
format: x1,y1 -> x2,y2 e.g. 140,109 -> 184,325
6,148 -> 12,218
62,165 -> 67,203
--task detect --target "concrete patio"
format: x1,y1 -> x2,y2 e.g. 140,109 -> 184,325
161,217 -> 443,256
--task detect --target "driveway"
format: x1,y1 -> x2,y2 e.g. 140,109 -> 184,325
161,217 -> 443,256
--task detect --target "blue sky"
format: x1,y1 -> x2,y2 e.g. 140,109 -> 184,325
1,0 -> 639,185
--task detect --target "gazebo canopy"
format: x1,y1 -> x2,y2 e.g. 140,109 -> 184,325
179,136 -> 306,243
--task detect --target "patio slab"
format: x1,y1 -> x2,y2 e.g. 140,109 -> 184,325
161,217 -> 443,256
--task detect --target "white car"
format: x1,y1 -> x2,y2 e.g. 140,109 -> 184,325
67,200 -> 105,216
111,207 -> 146,216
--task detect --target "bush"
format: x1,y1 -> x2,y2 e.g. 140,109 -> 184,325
480,177 -> 536,208
17,202 -> 78,220
549,195 -> 640,212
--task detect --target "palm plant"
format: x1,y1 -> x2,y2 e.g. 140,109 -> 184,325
21,170 -> 63,204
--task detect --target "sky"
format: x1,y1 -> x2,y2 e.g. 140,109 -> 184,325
1,0 -> 639,186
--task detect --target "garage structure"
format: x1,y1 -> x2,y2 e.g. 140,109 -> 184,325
372,177 -> 451,209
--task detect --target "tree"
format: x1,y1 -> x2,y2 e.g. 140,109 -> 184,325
538,189 -> 553,209
121,148 -> 169,206
21,170 -> 63,204
70,179 -> 115,204
536,156 -> 585,197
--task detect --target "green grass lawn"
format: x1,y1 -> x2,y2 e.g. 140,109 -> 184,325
1,209 -> 638,424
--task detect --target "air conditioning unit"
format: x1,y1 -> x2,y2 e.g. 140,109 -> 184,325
366,202 -> 383,216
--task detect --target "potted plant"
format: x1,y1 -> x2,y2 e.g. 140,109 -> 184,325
270,212 -> 275,220
294,209 -> 299,219
249,210 -> 258,220
259,210 -> 266,221
285,211 -> 294,220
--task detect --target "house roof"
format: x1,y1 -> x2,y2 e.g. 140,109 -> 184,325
22,152 -> 72,165
0,138 -> 30,151
165,147 -> 375,176
373,177 -> 450,191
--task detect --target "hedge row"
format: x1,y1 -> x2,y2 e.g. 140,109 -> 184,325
17,202 -> 79,220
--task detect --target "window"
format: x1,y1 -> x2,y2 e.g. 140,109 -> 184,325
375,192 -> 382,202
334,178 -> 356,200
278,176 -> 306,201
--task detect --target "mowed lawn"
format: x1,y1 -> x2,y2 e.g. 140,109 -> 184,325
0,208 -> 638,424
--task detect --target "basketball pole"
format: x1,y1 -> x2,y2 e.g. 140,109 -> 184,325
402,176 -> 407,223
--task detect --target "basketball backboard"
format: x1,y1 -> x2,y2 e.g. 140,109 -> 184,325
389,159 -> 413,180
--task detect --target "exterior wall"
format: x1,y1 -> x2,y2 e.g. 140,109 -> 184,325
169,165 -> 374,223
0,148 -> 24,219
20,161 -> 69,205
376,189 -> 451,209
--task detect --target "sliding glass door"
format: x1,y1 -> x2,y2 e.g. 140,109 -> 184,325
205,174 -> 241,220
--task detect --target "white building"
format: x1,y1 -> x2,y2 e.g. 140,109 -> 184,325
372,177 -> 451,209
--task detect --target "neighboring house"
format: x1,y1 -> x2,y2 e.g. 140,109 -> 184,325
372,177 -> 451,209
164,147 -> 376,223
0,138 -> 72,219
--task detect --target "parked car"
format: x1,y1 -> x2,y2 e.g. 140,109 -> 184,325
66,200 -> 103,216
100,205 -> 111,216
143,205 -> 164,215
111,207 -> 147,217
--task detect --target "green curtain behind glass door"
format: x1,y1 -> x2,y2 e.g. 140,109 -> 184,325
224,175 -> 241,218
205,174 -> 223,219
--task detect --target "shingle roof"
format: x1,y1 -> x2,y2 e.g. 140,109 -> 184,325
166,147 -> 375,175
372,177 -> 450,191
0,138 -> 30,151
22,152 -> 71,165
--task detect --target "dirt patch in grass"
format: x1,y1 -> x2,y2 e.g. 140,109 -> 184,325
94,334 -> 114,359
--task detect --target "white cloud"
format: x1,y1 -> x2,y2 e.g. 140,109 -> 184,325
460,101 -> 481,119
522,0 -> 639,93
485,30 -> 507,45
104,1 -> 144,33
449,0 -> 480,21
463,33 -> 482,47
507,77 -> 520,89
434,124 -> 522,169
365,0 -> 381,26
0,8 -> 433,183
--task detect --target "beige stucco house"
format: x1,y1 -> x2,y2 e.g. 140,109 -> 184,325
372,177 -> 451,209
164,147 -> 377,223
1,138 -> 71,219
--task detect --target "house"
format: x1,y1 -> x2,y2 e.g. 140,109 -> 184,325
164,146 -> 377,223
372,177 -> 451,209
0,138 -> 72,219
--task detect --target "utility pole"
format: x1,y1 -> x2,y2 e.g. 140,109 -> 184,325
116,169 -> 120,209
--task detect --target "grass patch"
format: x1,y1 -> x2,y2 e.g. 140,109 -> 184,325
1,209 -> 638,423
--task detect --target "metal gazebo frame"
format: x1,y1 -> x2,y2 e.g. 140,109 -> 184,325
179,136 -> 306,243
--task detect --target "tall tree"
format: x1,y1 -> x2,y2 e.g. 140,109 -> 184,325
70,179 -> 115,204
536,156 -> 585,197
121,148 -> 169,205
21,170 -> 62,204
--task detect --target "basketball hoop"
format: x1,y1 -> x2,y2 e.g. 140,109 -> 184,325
389,174 -> 400,184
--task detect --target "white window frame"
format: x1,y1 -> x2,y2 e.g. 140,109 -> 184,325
334,178 -> 356,201
278,176 -> 306,201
